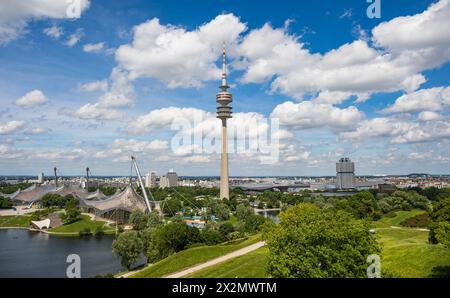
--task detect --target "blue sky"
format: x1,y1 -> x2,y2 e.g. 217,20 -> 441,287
0,0 -> 450,176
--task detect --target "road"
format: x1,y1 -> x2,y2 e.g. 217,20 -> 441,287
163,241 -> 266,278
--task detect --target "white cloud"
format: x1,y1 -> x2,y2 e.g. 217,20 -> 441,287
26,127 -> 51,135
95,138 -> 168,160
72,68 -> 135,120
43,25 -> 63,39
83,42 -> 105,53
65,28 -> 84,47
418,111 -> 443,121
78,80 -> 108,92
15,89 -> 48,107
73,103 -> 123,120
270,101 -> 363,130
237,1 -> 450,100
0,120 -> 25,134
0,0 -> 90,44
116,14 -> 247,88
383,86 -> 450,113
237,23 -> 425,99
127,107 -> 210,134
340,116 -> 450,144
182,155 -> 211,163
372,0 -> 450,58
97,68 -> 135,108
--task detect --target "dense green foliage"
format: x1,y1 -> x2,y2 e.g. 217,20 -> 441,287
207,200 -> 231,220
112,231 -> 144,270
429,197 -> 450,248
265,203 -> 380,277
0,196 -> 13,209
41,193 -> 78,208
145,222 -> 202,262
129,210 -> 148,230
60,199 -> 81,224
0,182 -> 32,194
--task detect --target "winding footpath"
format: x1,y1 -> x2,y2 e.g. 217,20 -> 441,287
121,241 -> 266,278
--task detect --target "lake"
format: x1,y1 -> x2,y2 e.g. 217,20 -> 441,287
0,229 -> 125,278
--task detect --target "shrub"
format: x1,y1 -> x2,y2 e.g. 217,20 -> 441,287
79,228 -> 92,237
219,222 -> 234,240
400,213 -> 431,228
201,229 -> 223,245
94,226 -> 104,237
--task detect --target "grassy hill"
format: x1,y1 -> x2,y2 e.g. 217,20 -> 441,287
186,210 -> 450,278
377,227 -> 450,277
0,215 -> 31,227
373,209 -> 426,228
129,234 -> 261,278
49,215 -> 115,235
186,247 -> 269,278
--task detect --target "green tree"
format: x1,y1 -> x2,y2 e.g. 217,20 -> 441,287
147,211 -> 163,228
146,222 -> 201,262
0,196 -> 13,209
428,197 -> 450,247
201,229 -> 223,245
236,203 -> 253,221
265,203 -> 380,278
244,214 -> 266,233
219,222 -> 234,240
112,230 -> 144,270
60,200 -> 80,224
208,201 -> 230,220
129,209 -> 148,230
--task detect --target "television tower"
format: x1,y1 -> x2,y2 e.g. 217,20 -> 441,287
216,43 -> 232,199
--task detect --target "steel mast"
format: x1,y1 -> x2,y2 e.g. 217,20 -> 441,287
131,156 -> 152,213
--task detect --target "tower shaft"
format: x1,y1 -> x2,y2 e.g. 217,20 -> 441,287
220,119 -> 229,199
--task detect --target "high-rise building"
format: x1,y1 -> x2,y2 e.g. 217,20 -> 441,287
145,171 -> 158,188
37,173 -> 44,184
167,169 -> 178,187
160,170 -> 178,188
216,43 -> 232,199
336,157 -> 355,189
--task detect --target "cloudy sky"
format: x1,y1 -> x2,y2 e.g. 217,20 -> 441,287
0,0 -> 449,176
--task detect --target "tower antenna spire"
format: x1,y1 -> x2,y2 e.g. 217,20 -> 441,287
221,42 -> 228,89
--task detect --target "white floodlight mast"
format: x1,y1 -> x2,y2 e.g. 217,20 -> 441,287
131,156 -> 152,213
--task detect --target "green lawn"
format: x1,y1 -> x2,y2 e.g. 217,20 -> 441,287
0,215 -> 31,227
373,209 -> 426,228
129,234 -> 262,278
49,215 -> 114,235
377,227 -> 450,277
186,247 -> 269,278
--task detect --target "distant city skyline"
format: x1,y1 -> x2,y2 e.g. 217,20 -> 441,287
1,0 -> 450,176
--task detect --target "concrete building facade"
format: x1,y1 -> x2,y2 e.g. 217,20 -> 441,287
336,157 -> 355,190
